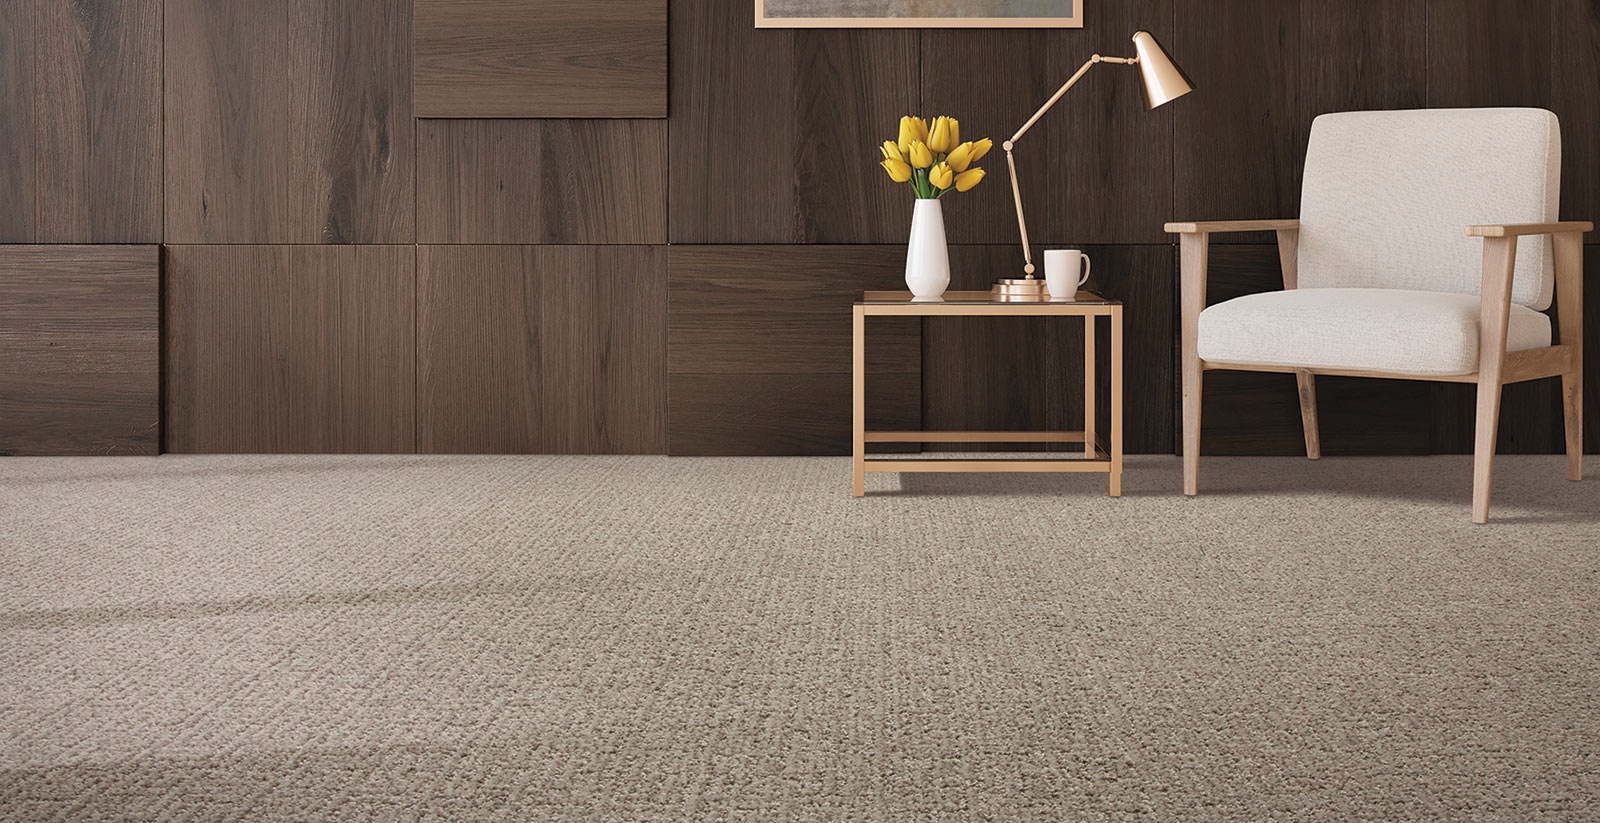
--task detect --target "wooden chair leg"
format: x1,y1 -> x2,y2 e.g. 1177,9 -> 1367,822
1472,236 -> 1516,524
1183,359 -> 1202,496
1555,232 -> 1584,483
1471,377 -> 1504,524
1296,370 -> 1321,460
1563,370 -> 1583,481
1180,234 -> 1208,497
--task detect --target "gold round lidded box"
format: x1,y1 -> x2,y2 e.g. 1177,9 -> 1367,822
990,278 -> 1053,302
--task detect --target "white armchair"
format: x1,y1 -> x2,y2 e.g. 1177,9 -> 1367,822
1167,108 -> 1590,523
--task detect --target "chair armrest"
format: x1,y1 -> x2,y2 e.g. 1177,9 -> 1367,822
1465,221 -> 1592,238
1165,219 -> 1300,235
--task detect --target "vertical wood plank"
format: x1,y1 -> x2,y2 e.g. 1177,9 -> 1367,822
165,245 -> 416,453
287,0 -> 414,244
33,0 -> 162,242
1,0 -> 160,243
164,0 -> 289,243
793,28 -> 922,243
417,119 -> 667,244
669,0 -> 796,243
1299,0 -> 1427,118
1175,0 -> 1303,233
0,0 -> 36,241
1428,0 -> 1553,108
669,0 -> 917,244
1552,0 -> 1600,234
0,246 -> 159,455
165,0 -> 414,243
414,0 -> 666,118
418,246 -> 666,454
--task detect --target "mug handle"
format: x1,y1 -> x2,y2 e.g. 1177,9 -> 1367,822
1078,253 -> 1092,288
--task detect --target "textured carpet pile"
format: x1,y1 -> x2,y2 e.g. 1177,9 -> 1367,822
2,454 -> 1597,821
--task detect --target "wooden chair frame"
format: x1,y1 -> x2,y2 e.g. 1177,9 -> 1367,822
1165,218 -> 1592,523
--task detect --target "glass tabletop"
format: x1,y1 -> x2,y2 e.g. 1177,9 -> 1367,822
858,289 -> 1117,305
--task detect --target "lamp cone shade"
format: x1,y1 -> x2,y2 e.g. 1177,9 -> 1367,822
1131,31 -> 1194,110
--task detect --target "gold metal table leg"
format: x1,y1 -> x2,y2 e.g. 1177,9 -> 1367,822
852,305 -> 866,497
1110,305 -> 1124,497
1084,313 -> 1096,460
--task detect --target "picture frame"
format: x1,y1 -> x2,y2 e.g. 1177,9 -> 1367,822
754,0 -> 1082,29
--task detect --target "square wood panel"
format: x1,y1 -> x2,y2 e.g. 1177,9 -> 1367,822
668,0 -> 919,243
414,0 -> 666,118
418,119 -> 667,244
0,0 -> 160,243
164,0 -> 414,243
164,246 -> 416,453
418,246 -> 666,454
668,245 -> 920,455
0,246 -> 159,455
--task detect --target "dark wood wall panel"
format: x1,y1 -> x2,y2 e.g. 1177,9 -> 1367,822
417,246 -> 666,454
668,246 -> 919,455
417,120 -> 667,244
414,0 -> 666,118
0,247 -> 159,455
0,0 -> 160,243
1428,0 -> 1552,109
1553,0 -> 1600,234
920,245 -> 1173,454
1300,0 -> 1427,115
921,0 -> 1177,246
1174,0 -> 1304,233
164,0 -> 413,244
668,0 -> 919,244
165,246 -> 415,453
0,0 -> 36,242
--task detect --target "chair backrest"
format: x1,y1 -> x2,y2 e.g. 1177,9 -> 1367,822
1298,108 -> 1560,310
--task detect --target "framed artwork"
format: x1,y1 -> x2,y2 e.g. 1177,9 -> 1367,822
755,0 -> 1082,29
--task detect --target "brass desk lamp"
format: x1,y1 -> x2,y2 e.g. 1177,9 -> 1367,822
995,31 -> 1195,297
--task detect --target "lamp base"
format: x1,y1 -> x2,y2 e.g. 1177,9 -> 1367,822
991,278 -> 1050,301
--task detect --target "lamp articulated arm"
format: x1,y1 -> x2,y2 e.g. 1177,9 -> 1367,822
1004,55 -> 1137,277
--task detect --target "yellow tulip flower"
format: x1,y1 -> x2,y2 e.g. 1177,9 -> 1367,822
927,117 -> 955,154
881,141 -> 903,163
897,116 -> 929,155
948,118 -> 959,148
968,138 -> 993,164
929,162 -> 955,190
908,140 -> 934,169
880,158 -> 913,183
954,167 -> 986,192
945,142 -> 976,172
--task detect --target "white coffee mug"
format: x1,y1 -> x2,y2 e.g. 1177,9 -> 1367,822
1044,250 -> 1091,301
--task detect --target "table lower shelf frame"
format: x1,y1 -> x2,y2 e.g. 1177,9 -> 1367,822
852,302 -> 1124,498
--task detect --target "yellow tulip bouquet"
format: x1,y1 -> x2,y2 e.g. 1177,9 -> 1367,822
879,115 -> 991,199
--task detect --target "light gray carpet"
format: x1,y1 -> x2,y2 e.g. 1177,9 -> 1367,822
2,454 -> 1598,821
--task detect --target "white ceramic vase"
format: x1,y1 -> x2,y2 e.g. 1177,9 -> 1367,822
904,199 -> 950,300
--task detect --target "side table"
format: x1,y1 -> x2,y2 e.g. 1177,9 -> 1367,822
853,289 -> 1123,496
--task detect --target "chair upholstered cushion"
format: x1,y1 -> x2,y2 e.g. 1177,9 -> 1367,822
1297,108 -> 1561,310
1197,288 -> 1552,376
